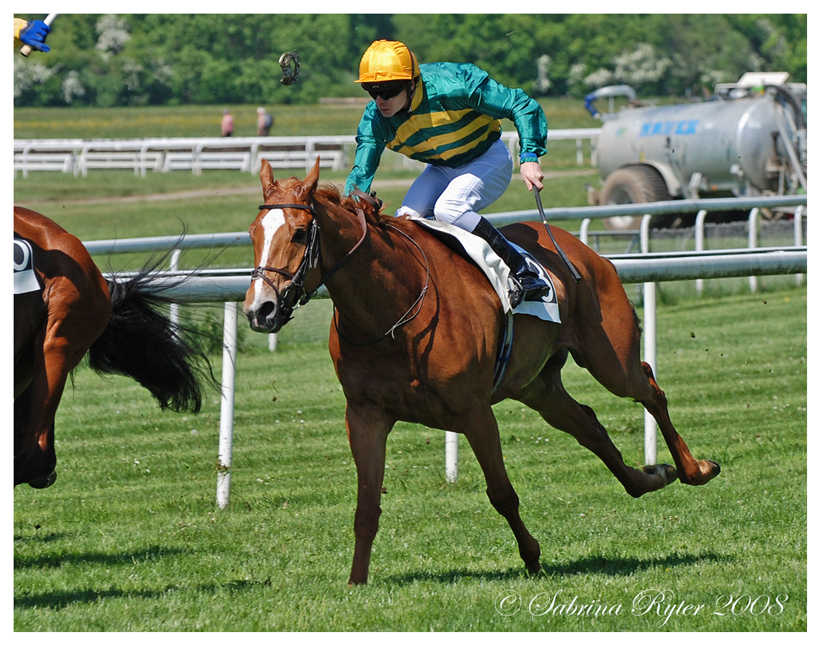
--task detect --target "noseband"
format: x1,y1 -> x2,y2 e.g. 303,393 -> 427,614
251,201 -> 368,325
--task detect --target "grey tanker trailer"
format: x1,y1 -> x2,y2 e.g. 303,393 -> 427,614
586,72 -> 806,230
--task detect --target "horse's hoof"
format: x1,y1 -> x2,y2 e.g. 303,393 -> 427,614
28,470 -> 56,489
678,459 -> 720,486
643,463 -> 677,486
695,459 -> 720,484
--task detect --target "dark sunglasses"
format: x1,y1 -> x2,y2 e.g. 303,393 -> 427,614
364,82 -> 407,101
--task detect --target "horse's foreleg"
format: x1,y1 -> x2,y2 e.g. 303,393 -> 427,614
345,402 -> 392,585
461,407 -> 541,575
640,362 -> 720,486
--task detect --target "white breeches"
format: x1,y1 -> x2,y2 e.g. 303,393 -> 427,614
395,139 -> 513,233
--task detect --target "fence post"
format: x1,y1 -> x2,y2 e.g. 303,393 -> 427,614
445,432 -> 458,483
640,214 -> 657,465
580,218 -> 591,246
748,208 -> 759,292
794,205 -> 804,286
169,249 -> 182,326
694,209 -> 708,295
217,301 -> 238,509
139,143 -> 149,178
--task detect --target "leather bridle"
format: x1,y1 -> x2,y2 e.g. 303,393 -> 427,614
251,201 -> 368,326
250,197 -> 430,343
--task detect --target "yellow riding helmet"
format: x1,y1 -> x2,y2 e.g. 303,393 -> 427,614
355,40 -> 419,84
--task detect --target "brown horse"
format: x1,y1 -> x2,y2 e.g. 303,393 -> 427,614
14,207 -> 213,488
243,159 -> 720,585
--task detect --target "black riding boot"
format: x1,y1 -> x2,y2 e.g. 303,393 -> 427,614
472,217 -> 550,308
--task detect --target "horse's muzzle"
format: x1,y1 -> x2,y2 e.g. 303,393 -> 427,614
244,298 -> 287,334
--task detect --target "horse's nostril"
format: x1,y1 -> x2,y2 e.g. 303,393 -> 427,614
258,300 -> 276,320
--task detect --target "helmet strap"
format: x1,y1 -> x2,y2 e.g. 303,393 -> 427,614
399,79 -> 417,114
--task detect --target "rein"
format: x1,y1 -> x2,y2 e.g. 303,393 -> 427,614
251,198 -> 430,343
333,222 -> 429,346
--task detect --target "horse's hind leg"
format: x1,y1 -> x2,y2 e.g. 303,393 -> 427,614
12,385 -> 54,487
572,291 -> 719,487
14,328 -> 62,487
16,296 -> 108,487
519,351 -> 676,497
461,405 -> 541,574
636,361 -> 720,486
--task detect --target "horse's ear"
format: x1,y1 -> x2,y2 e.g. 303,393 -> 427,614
260,159 -> 275,197
299,157 -> 321,200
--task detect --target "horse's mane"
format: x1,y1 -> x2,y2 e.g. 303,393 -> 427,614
315,183 -> 387,225
273,176 -> 388,225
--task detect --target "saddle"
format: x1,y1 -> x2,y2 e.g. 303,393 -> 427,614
408,216 -> 560,322
14,238 -> 41,295
407,217 -> 560,394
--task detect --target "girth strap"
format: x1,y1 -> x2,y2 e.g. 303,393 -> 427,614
492,309 -> 515,394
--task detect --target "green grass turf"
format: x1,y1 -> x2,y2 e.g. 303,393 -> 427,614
13,288 -> 807,631
14,99 -> 597,140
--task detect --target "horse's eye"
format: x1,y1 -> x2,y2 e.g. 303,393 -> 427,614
292,228 -> 308,244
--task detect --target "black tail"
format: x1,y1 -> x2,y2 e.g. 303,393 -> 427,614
87,260 -> 217,414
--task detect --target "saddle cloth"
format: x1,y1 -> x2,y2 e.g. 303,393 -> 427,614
14,238 -> 41,295
409,216 -> 560,323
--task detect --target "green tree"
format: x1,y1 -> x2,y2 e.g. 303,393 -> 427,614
12,13 -> 807,108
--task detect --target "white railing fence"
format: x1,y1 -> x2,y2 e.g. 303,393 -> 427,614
14,130 -> 601,177
91,194 -> 806,507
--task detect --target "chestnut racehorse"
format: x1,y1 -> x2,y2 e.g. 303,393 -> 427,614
14,207 -> 213,488
243,159 -> 720,585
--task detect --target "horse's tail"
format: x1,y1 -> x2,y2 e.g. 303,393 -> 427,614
87,260 -> 217,414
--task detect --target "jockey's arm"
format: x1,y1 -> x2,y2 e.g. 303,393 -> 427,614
344,108 -> 387,196
459,64 -> 548,192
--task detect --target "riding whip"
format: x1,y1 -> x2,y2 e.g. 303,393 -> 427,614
20,13 -> 57,57
534,188 -> 581,282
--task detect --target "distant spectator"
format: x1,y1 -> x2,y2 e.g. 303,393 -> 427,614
256,107 -> 273,136
14,17 -> 51,52
221,109 -> 234,137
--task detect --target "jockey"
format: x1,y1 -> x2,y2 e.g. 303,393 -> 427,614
14,17 -> 51,52
344,39 -> 551,307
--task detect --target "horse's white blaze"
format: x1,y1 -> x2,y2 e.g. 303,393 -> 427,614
251,209 -> 286,309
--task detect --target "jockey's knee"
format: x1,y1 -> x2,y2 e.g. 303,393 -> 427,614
433,200 -> 481,232
395,205 -> 421,219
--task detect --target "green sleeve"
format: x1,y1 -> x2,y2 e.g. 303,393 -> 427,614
460,64 -> 548,158
344,106 -> 387,196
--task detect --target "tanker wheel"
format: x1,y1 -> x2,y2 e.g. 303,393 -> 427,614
599,165 -> 673,231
